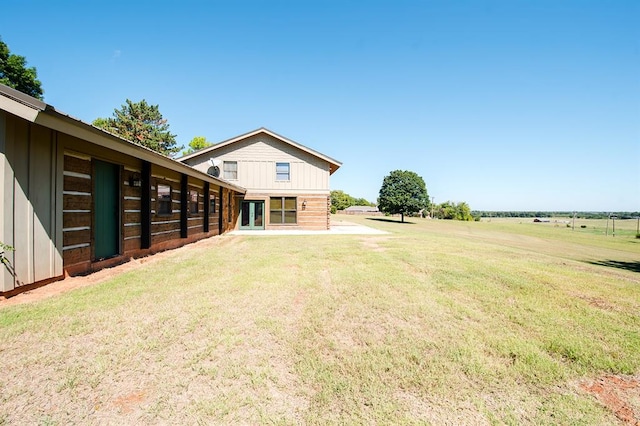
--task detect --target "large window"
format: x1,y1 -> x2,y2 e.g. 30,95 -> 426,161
276,162 -> 290,181
223,161 -> 237,180
157,184 -> 172,215
189,190 -> 198,214
270,197 -> 297,224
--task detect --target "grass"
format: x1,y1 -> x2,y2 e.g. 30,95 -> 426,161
0,216 -> 639,424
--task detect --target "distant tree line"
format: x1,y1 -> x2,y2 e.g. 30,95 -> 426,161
330,190 -> 375,213
472,211 -> 640,220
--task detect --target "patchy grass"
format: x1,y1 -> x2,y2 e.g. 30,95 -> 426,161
0,217 -> 638,424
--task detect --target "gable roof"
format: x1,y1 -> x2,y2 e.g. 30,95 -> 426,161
178,127 -> 342,175
0,83 -> 245,194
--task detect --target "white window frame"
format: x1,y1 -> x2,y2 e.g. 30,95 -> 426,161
276,162 -> 290,181
223,161 -> 238,180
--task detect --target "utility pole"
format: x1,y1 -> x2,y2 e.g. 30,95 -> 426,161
572,211 -> 576,231
612,215 -> 616,237
431,196 -> 435,219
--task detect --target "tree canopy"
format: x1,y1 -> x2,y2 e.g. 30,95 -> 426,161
378,170 -> 429,222
182,136 -> 213,156
433,201 -> 474,221
93,99 -> 182,156
330,190 -> 375,213
0,37 -> 44,99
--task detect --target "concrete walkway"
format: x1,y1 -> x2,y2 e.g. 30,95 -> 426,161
228,220 -> 388,236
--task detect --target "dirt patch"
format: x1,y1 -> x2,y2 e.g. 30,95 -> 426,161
112,391 -> 147,414
573,294 -> 619,312
361,236 -> 390,252
580,375 -> 640,425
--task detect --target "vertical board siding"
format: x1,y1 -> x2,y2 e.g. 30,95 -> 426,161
184,134 -> 330,191
0,111 -> 12,291
11,117 -> 33,285
31,125 -> 58,282
1,117 -> 62,290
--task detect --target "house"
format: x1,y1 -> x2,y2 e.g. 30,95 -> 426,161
342,206 -> 380,215
179,128 -> 341,231
0,84 -> 245,297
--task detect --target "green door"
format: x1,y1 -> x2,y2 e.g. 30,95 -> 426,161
240,201 -> 264,230
94,160 -> 120,259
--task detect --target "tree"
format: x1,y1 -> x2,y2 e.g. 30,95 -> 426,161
330,190 -> 353,211
93,99 -> 182,156
434,201 -> 474,221
454,202 -> 474,221
182,136 -> 213,156
377,170 -> 429,223
330,190 -> 375,213
0,37 -> 44,99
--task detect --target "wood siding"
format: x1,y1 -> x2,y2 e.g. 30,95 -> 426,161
184,133 -> 331,192
62,152 -> 92,271
1,115 -> 241,294
266,195 -> 330,231
182,132 -> 336,231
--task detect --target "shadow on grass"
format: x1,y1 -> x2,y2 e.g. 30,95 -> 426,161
586,260 -> 640,273
366,217 -> 416,225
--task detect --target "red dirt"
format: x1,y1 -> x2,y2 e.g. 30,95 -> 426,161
112,391 -> 147,414
580,375 -> 640,425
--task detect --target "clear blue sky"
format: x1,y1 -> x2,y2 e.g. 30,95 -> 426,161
2,0 -> 638,211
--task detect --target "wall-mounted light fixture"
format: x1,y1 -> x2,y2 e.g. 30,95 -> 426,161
129,173 -> 142,187
302,199 -> 307,210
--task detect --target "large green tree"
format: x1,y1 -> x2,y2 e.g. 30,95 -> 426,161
0,37 -> 44,99
378,170 -> 429,223
93,99 -> 182,156
182,136 -> 213,156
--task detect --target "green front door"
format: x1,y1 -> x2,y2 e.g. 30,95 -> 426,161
94,160 -> 120,260
240,201 -> 264,230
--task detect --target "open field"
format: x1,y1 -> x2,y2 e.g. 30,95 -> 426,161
1,216 -> 639,424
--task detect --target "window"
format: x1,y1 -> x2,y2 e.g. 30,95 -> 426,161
210,195 -> 216,214
270,197 -> 297,224
190,190 -> 198,214
276,162 -> 290,181
157,184 -> 172,215
223,161 -> 237,180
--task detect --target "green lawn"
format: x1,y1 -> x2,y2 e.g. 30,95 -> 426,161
1,216 -> 638,424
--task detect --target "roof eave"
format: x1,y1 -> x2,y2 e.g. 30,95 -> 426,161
0,84 -> 246,194
179,127 -> 342,174
37,109 -> 247,193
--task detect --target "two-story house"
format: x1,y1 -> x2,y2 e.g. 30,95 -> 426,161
179,128 -> 341,231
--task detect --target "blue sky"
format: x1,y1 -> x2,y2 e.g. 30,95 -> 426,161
2,0 -> 638,211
